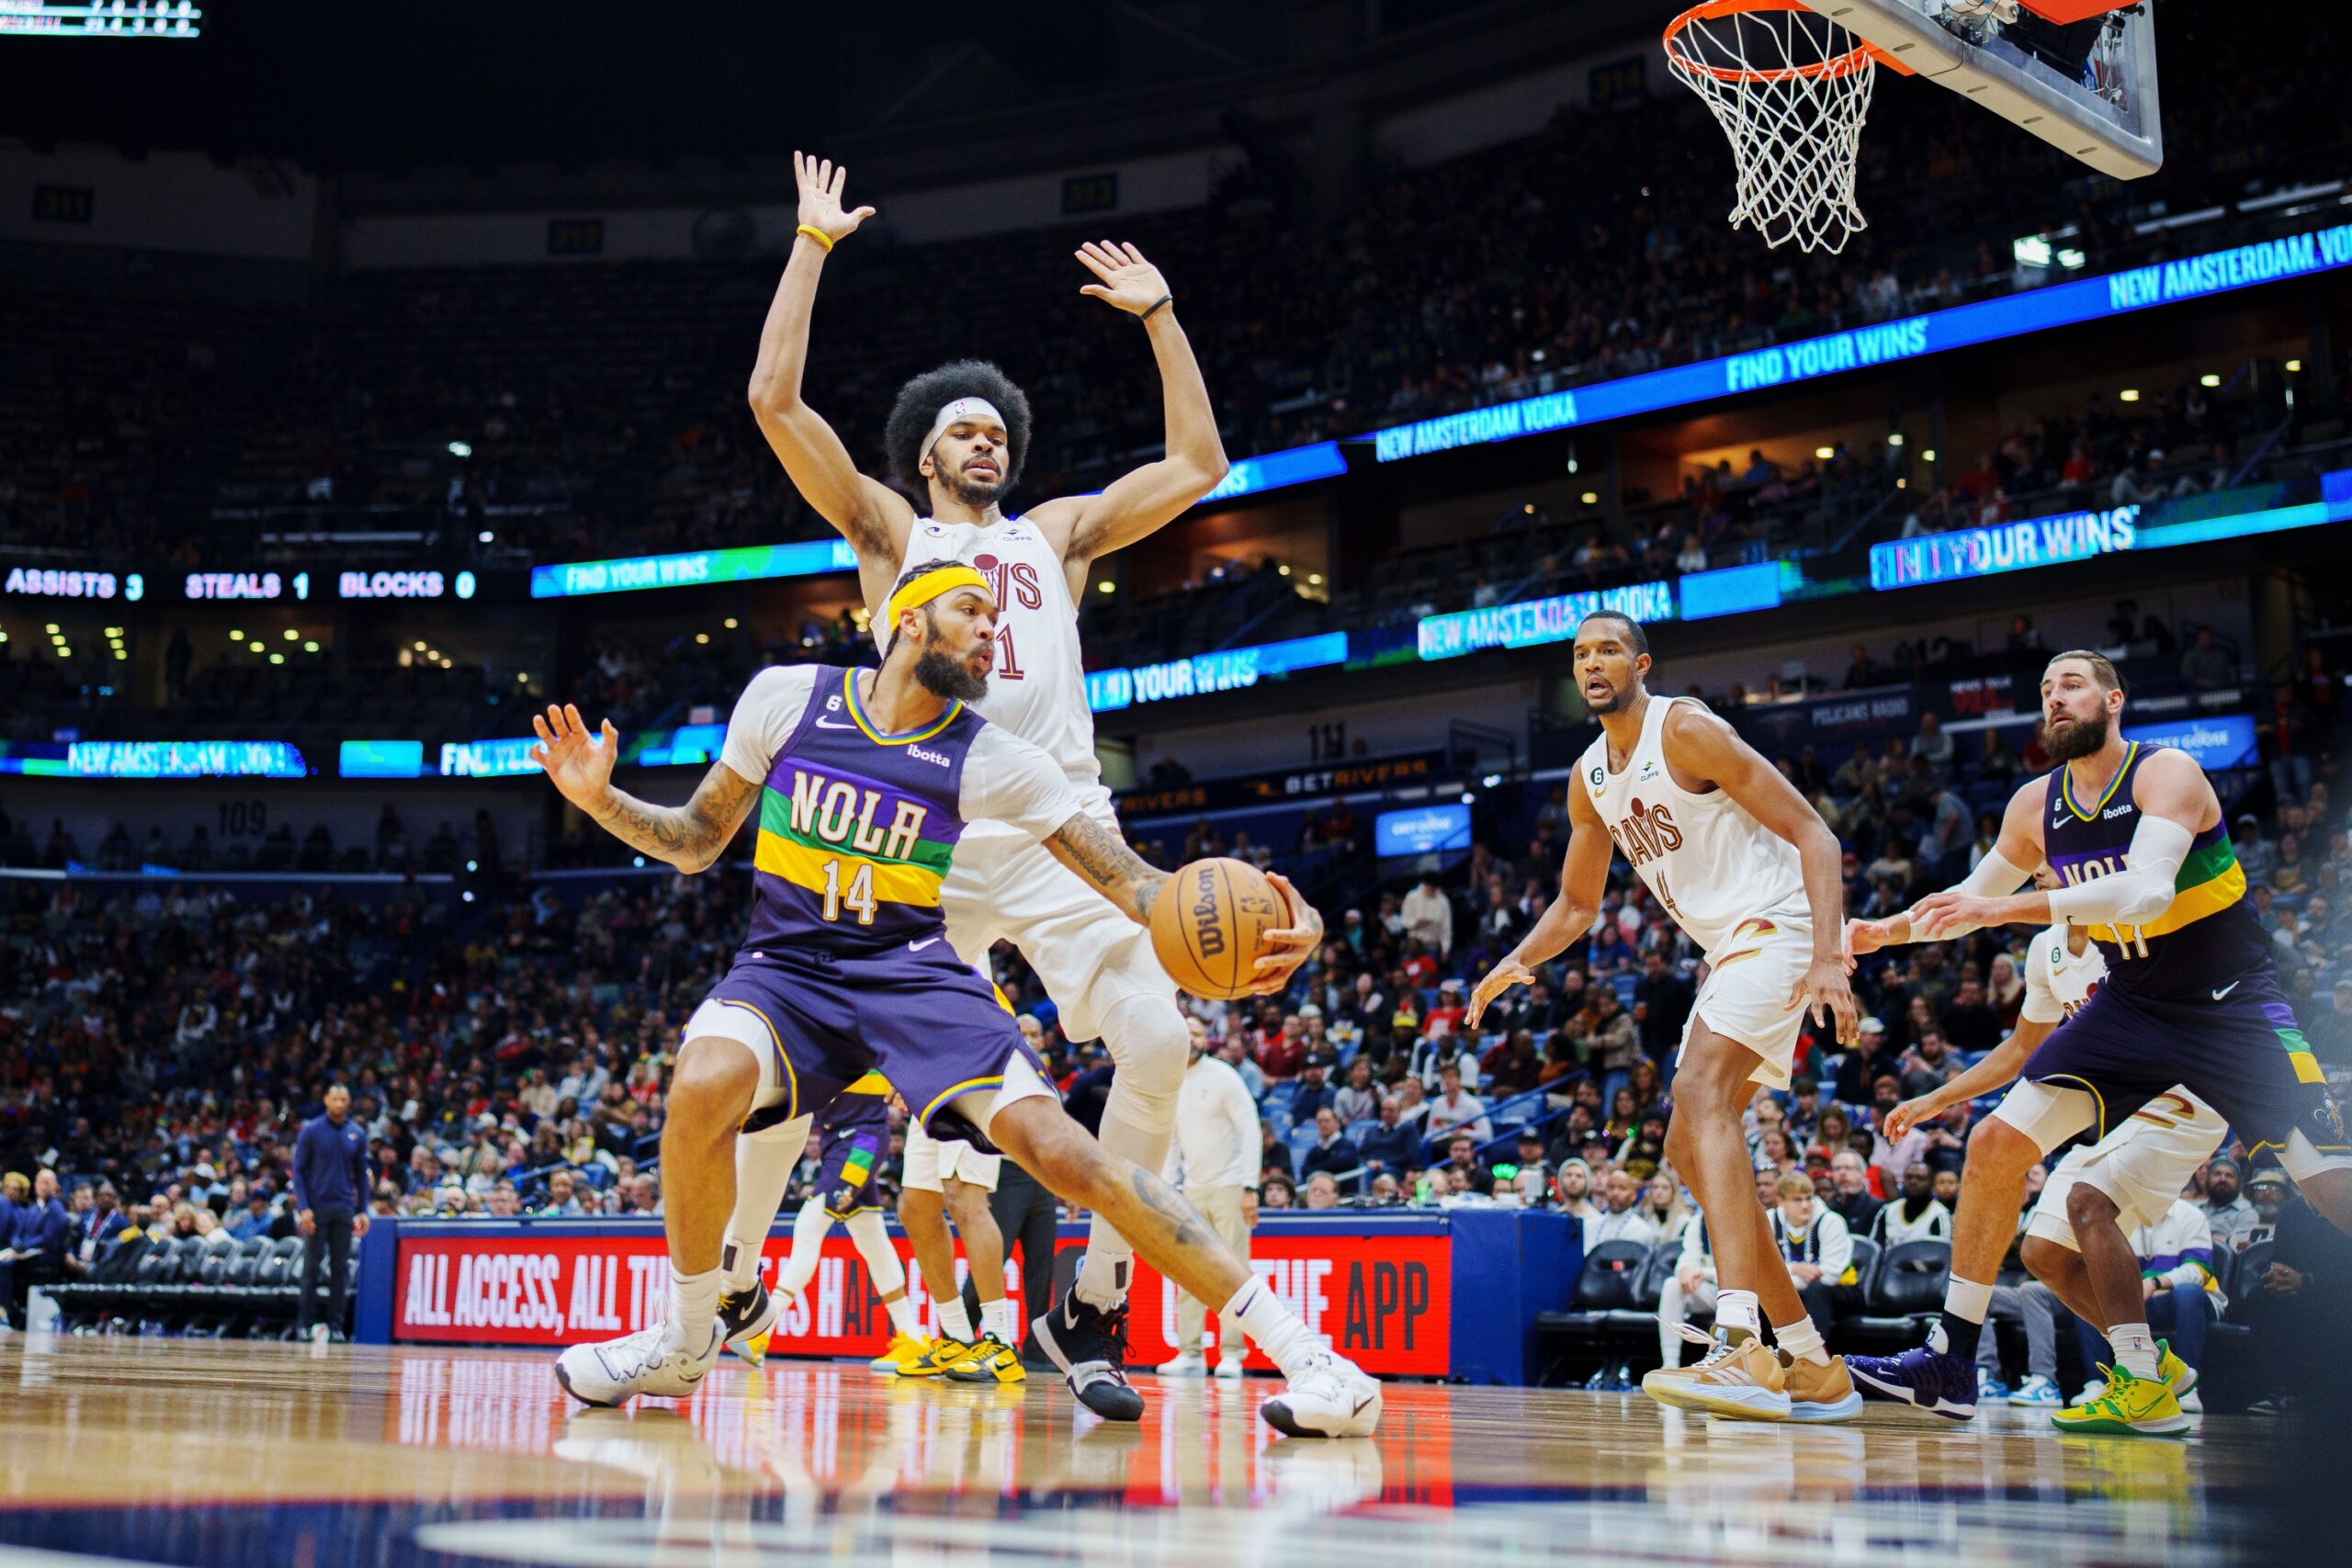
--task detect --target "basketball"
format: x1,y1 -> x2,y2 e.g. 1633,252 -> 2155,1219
1149,857 -> 1291,999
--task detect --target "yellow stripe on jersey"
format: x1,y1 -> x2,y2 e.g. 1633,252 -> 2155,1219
2087,860 -> 2246,944
842,1071 -> 891,1096
754,829 -> 944,907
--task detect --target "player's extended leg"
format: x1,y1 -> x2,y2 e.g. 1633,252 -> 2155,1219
1849,1085 -> 2086,1419
894,1184 -> 978,1377
558,1035 -> 757,1406
942,1177 -> 1025,1384
2043,1181 -> 2191,1436
1643,1021 -> 1856,1422
977,1092 -> 1382,1438
1040,988 -> 1190,1420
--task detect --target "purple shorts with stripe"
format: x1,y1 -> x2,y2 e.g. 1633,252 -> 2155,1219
703,945 -> 1040,1145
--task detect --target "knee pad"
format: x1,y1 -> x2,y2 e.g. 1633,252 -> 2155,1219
1098,993 -> 1188,1112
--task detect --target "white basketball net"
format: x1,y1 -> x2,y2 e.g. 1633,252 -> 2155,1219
1665,3 -> 1878,254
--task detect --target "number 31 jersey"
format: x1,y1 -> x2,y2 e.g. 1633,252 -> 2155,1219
904,517 -> 1107,809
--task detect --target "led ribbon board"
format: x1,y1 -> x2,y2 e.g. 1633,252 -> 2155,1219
1416,580 -> 1675,662
530,540 -> 857,599
1086,632 -> 1350,714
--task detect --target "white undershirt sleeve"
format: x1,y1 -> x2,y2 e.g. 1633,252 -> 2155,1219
718,666 -> 820,784
959,724 -> 1085,842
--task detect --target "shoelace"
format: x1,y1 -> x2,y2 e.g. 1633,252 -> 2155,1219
1673,1322 -> 1737,1368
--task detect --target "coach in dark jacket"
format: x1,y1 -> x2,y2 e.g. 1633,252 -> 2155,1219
0,1168 -> 70,1328
291,1085 -> 371,1341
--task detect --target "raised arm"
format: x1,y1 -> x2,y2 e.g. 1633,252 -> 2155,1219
1025,243 -> 1228,574
530,704 -> 760,874
745,152 -> 914,566
1849,775 -> 2045,953
1467,777 -> 1613,1027
1665,703 -> 1858,1043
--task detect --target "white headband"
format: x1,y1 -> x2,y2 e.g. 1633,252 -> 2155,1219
924,397 -> 1008,460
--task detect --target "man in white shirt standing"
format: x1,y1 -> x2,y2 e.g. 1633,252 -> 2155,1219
1402,874 -> 1454,957
1157,1023 -> 1262,1380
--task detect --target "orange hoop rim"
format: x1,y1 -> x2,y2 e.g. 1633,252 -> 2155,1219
1662,0 -> 1913,85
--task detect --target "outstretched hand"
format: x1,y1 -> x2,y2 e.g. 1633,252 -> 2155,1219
793,151 -> 876,245
1467,958 -> 1534,1031
1786,955 -> 1860,1046
1075,241 -> 1172,316
529,704 -> 619,813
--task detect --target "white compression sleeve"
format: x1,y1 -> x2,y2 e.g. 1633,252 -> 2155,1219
843,1207 -> 906,1298
2047,814 -> 2193,927
1899,847 -> 2034,942
722,1115 -> 809,1292
777,1199 -> 832,1299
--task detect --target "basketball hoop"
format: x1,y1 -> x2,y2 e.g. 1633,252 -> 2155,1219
1664,0 -> 1907,254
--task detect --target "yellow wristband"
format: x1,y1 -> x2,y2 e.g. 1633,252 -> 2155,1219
795,224 -> 835,254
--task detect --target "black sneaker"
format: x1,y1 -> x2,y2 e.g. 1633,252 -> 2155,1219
717,1282 -> 778,1367
1033,1292 -> 1146,1421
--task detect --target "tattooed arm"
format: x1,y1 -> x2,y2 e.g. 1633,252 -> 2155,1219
530,703 -> 761,873
1042,810 -> 1169,926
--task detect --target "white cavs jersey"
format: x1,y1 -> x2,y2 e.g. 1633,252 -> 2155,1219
2024,923 -> 2229,1240
1577,695 -> 1807,959
904,516 -> 1109,815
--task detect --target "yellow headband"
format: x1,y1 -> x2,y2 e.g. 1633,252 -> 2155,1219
885,564 -> 991,635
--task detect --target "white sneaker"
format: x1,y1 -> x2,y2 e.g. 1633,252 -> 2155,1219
1260,1352 -> 1383,1438
1157,1352 -> 1206,1377
557,1319 -> 722,1407
2069,1377 -> 2108,1408
1214,1354 -> 1245,1381
309,1323 -> 331,1346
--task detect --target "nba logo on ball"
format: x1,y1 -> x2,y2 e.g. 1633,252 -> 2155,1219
1150,857 -> 1288,1000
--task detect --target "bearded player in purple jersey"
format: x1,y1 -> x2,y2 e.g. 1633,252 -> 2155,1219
533,561 -> 1375,1438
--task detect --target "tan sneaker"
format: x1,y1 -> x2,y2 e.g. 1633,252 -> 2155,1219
1780,1352 -> 1863,1423
1673,1333 -> 1792,1421
1644,1324 -> 1755,1410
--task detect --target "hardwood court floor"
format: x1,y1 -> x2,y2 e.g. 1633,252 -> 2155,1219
0,1336 -> 2291,1567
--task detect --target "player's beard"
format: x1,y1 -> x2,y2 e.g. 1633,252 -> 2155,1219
913,645 -> 989,704
938,467 -> 1006,510
1587,678 -> 1635,715
2041,706 -> 2109,761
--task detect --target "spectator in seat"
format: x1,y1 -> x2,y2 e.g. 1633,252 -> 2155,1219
1438,1134 -> 1490,1195
539,1169 -> 589,1216
2240,1175 -> 2352,1413
1552,1158 -> 1596,1223
2199,1157 -> 2260,1254
1834,1018 -> 1890,1107
1869,1077 -> 1928,1192
1977,1275 -> 2066,1406
1427,1064 -> 1492,1145
1423,980 -> 1469,1041
1331,1057 -> 1378,1126
1921,1103 -> 1971,1180
2178,626 -> 2234,691
2072,1195 -> 2222,1409
1586,1167 -> 1661,1247
1482,1029 -> 1543,1096
1259,1175 -> 1296,1211
1401,873 -> 1453,956
1913,711 -> 1954,770
1303,1172 -> 1342,1211
1658,1206 -> 1720,1370
1357,1096 -> 1420,1179
1288,1050 -> 1339,1122
1640,1171 -> 1693,1242
1770,1170 -> 1860,1345
1939,981 -> 1999,1055
1871,1161 -> 1952,1247
1296,1108 -> 1363,1193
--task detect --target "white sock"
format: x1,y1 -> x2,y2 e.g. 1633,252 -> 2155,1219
671,1266 -> 723,1341
2106,1322 -> 2160,1381
1943,1276 -> 1993,1324
935,1295 -> 974,1344
1715,1288 -> 1761,1339
1773,1314 -> 1829,1366
982,1298 -> 1017,1344
885,1294 -> 921,1338
1223,1275 -> 1319,1379
777,1201 -> 831,1299
722,1117 -> 809,1292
